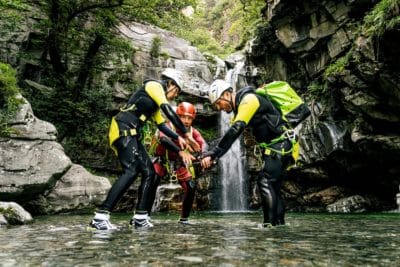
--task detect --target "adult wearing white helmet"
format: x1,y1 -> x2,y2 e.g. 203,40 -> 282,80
90,68 -> 198,231
202,79 -> 293,228
208,79 -> 234,113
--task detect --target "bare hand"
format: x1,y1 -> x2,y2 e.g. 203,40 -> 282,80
201,156 -> 213,169
177,136 -> 187,150
178,150 -> 195,166
185,134 -> 201,152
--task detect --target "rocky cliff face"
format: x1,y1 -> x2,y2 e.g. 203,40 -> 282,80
244,0 -> 400,211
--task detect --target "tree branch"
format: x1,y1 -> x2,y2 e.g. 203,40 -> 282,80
67,0 -> 124,23
73,33 -> 105,101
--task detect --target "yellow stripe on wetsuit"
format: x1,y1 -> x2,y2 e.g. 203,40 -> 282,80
145,81 -> 168,125
232,93 -> 260,125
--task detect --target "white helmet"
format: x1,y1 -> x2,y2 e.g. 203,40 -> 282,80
208,79 -> 232,104
161,68 -> 184,91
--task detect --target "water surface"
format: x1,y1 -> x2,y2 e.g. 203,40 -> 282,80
1,212 -> 399,266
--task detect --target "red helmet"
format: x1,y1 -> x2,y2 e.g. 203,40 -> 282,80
176,102 -> 196,119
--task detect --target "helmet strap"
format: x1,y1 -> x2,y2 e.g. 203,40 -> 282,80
166,80 -> 180,94
229,94 -> 235,110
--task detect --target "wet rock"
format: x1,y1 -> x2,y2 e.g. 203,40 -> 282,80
327,195 -> 369,213
44,164 -> 111,213
153,183 -> 183,212
303,186 -> 347,206
0,201 -> 33,225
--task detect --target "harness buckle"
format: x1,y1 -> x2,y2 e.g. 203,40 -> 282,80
122,129 -> 137,136
283,129 -> 297,142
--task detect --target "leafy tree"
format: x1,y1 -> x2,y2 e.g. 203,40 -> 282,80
170,0 -> 265,57
8,0 -> 195,166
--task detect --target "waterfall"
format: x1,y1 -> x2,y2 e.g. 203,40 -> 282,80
218,63 -> 248,211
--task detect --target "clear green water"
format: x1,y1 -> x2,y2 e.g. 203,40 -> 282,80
1,212 -> 399,266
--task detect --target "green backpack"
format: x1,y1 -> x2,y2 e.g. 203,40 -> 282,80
255,81 -> 310,128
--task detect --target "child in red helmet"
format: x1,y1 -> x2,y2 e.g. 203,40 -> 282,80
150,102 -> 207,224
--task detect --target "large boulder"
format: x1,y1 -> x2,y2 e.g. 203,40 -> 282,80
44,164 -> 110,213
0,96 -> 111,214
115,22 -> 214,99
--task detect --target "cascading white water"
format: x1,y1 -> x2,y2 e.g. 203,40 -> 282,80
218,65 -> 248,211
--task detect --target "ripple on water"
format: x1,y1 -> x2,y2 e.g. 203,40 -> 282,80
1,212 -> 399,266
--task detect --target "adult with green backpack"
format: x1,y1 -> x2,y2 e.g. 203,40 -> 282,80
201,79 -> 310,227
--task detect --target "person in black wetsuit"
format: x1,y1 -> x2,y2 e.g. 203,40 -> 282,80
201,79 -> 294,227
90,68 -> 198,230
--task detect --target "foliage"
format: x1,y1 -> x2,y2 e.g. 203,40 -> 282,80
0,63 -> 23,136
307,81 -> 326,96
0,0 -> 30,33
1,0 -> 266,167
150,37 -> 162,58
364,0 -> 400,37
324,53 -> 351,79
196,124 -> 218,141
166,0 -> 265,58
2,0 -> 197,160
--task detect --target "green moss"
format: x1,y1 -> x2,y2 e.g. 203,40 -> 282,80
150,37 -> 162,58
0,207 -> 20,225
364,0 -> 400,37
324,53 -> 351,78
196,126 -> 219,141
160,51 -> 170,60
0,63 -> 23,136
307,81 -> 326,95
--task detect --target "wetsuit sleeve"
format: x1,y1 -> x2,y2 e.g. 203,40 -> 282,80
208,121 -> 246,160
160,104 -> 187,134
151,109 -> 166,125
157,122 -> 179,140
232,93 -> 260,124
159,136 -> 181,153
145,81 -> 168,106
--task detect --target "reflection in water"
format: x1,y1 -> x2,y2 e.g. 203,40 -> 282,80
1,213 -> 399,266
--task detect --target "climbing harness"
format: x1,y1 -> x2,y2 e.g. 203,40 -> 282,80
259,129 -> 298,158
120,103 -> 147,122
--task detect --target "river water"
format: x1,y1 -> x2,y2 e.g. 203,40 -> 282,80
1,212 -> 399,266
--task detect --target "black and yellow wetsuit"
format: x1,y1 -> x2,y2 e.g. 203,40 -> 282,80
101,80 -> 187,214
208,86 -> 293,226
